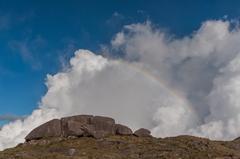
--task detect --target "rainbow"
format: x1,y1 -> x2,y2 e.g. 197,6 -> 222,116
115,60 -> 192,108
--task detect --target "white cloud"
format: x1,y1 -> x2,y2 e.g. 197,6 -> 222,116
110,19 -> 240,140
0,49 -> 195,150
2,19 -> 240,150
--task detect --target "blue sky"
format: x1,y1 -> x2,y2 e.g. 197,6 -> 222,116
1,0 -> 240,122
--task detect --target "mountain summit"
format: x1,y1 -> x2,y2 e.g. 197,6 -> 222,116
1,115 -> 240,159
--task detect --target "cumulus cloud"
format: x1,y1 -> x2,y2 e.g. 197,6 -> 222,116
110,20 -> 240,139
2,19 -> 240,150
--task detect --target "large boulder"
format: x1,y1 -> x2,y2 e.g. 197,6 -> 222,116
115,124 -> 133,135
89,116 -> 116,138
61,115 -> 93,137
25,119 -> 61,141
61,115 -> 115,138
134,128 -> 151,137
63,120 -> 85,137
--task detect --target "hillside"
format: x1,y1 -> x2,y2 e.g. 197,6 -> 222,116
1,135 -> 240,159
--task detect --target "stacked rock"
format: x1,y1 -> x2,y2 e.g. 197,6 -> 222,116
25,115 -> 151,141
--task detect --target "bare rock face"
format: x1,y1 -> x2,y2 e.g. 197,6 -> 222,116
63,120 -> 85,137
134,128 -> 151,137
61,115 -> 116,139
90,116 -> 116,138
61,115 -> 93,137
25,119 -> 61,141
115,124 -> 133,135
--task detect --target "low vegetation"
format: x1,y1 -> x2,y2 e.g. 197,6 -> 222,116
1,135 -> 240,159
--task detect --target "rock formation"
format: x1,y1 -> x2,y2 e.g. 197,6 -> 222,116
25,119 -> 62,141
115,124 -> 133,135
134,128 -> 151,137
25,115 -> 151,141
3,116 -> 240,158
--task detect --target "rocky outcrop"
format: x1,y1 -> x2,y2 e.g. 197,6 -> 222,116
25,119 -> 61,141
25,115 -> 151,141
61,115 -> 93,137
61,115 -> 116,139
115,124 -> 133,135
90,116 -> 116,138
134,128 -> 151,137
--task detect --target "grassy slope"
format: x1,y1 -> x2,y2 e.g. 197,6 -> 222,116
0,135 -> 240,159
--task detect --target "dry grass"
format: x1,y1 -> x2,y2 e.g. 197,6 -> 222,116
1,135 -> 240,159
